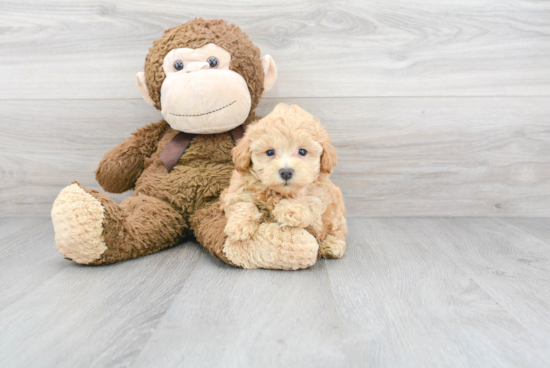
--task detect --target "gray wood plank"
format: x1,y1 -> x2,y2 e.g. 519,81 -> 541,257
0,217 -> 44,243
0,217 -> 70,310
394,218 -> 550,346
325,217 -> 550,367
134,252 -> 347,368
0,99 -> 151,215
0,238 -> 202,368
1,0 -> 550,99
2,97 -> 549,217
500,218 -> 550,245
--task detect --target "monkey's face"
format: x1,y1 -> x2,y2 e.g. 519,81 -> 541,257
159,43 -> 251,134
137,41 -> 277,135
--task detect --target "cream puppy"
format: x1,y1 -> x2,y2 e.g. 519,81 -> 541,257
220,103 -> 347,270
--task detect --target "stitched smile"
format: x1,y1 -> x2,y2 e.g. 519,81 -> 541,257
170,101 -> 236,117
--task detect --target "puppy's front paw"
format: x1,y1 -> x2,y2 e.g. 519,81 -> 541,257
224,221 -> 257,241
273,200 -> 314,228
320,235 -> 346,259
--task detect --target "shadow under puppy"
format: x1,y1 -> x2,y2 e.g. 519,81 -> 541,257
221,103 -> 347,270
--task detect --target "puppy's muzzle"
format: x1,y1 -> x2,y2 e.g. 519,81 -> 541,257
279,168 -> 294,181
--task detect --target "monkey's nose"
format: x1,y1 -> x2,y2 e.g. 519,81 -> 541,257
279,168 -> 294,181
186,62 -> 209,72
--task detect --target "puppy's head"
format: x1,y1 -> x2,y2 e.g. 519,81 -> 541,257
233,103 -> 337,194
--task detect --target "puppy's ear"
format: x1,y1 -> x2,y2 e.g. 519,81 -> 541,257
232,137 -> 251,173
319,126 -> 337,174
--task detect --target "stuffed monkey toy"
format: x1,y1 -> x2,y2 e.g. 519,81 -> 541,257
51,18 -> 283,266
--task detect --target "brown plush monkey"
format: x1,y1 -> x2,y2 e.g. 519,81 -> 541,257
51,19 -> 278,266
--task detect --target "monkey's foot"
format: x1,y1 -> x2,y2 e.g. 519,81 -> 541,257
51,183 -> 108,264
223,223 -> 319,270
319,234 -> 346,259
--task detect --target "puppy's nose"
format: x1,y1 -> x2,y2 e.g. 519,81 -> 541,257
279,168 -> 294,181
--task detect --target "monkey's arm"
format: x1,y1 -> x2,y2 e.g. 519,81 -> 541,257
95,120 -> 169,193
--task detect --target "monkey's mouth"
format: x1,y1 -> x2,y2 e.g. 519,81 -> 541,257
169,100 -> 236,118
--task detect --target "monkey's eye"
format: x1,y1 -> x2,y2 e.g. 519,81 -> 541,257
266,149 -> 275,157
299,149 -> 307,156
207,56 -> 218,68
174,60 -> 184,71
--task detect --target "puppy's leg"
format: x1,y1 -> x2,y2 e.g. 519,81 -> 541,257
320,233 -> 346,259
319,185 -> 347,259
273,199 -> 316,228
224,202 -> 263,241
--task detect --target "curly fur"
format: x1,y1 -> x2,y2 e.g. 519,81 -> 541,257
221,103 -> 347,267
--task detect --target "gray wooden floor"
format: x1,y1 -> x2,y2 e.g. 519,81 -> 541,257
1,217 -> 549,367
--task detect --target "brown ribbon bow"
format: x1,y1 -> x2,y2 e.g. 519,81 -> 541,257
160,125 -> 245,173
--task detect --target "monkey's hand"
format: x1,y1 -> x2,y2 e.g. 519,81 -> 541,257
95,121 -> 168,193
224,202 -> 263,241
273,199 -> 315,228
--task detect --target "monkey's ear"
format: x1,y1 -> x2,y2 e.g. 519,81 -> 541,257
136,72 -> 155,107
261,55 -> 277,92
232,137 -> 251,173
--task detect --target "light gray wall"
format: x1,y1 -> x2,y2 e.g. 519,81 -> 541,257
1,0 -> 549,216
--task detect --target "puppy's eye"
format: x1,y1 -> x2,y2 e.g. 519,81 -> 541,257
266,149 -> 275,157
174,60 -> 184,71
298,149 -> 307,156
207,56 -> 218,68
